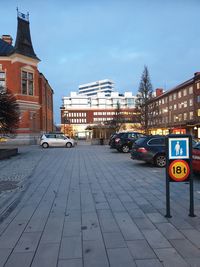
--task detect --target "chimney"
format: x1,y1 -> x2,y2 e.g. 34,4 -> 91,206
1,35 -> 13,45
155,88 -> 164,97
194,72 -> 200,76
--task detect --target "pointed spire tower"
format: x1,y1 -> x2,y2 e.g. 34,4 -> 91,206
14,9 -> 39,60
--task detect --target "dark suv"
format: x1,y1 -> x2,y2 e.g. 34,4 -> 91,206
109,132 -> 125,149
131,135 -> 166,167
115,132 -> 145,153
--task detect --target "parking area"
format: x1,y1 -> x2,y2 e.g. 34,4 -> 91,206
0,143 -> 200,266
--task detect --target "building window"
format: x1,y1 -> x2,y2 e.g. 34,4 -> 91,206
174,104 -> 177,110
197,96 -> 200,103
169,95 -> 172,101
183,89 -> 187,96
198,109 -> 200,117
189,99 -> 193,106
189,86 -> 193,94
183,101 -> 187,108
183,113 -> 187,120
197,83 -> 200,89
189,111 -> 193,120
21,71 -> 34,95
178,91 -> 181,98
173,93 -> 177,100
0,71 -> 6,88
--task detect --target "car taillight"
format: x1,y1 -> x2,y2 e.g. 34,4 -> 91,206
115,138 -> 120,143
137,147 -> 147,153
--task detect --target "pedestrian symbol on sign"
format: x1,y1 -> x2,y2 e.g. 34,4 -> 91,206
169,138 -> 189,159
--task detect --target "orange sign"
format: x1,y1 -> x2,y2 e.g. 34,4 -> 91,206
169,160 -> 190,182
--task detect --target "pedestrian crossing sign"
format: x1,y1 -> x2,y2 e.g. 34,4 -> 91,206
169,137 -> 189,159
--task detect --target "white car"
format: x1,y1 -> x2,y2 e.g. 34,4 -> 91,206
40,133 -> 75,148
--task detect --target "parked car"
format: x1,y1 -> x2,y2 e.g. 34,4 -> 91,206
131,135 -> 198,168
192,142 -> 200,173
115,132 -> 145,153
131,135 -> 166,167
109,132 -> 125,149
40,133 -> 75,148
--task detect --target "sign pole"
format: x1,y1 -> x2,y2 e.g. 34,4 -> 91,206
189,135 -> 195,217
165,176 -> 171,218
189,176 -> 195,217
165,137 -> 171,218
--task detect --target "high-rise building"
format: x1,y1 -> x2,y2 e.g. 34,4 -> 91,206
78,79 -> 114,97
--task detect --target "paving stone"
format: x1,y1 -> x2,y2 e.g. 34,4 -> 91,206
65,210 -> 81,222
0,248 -> 12,266
170,239 -> 200,258
156,223 -> 184,240
155,247 -> 188,267
40,216 -> 64,243
103,232 -> 126,248
185,257 -> 200,266
127,240 -> 156,259
59,236 -> 82,259
142,230 -> 171,249
135,259 -> 163,267
129,208 -> 146,219
107,198 -> 126,212
107,248 -> 136,267
14,232 -> 41,253
4,252 -> 34,267
146,213 -> 168,224
133,217 -> 156,230
0,220 -> 27,249
31,242 -> 60,267
181,229 -> 200,248
58,259 -> 83,267
63,221 -> 81,237
95,202 -> 110,210
114,212 -> 144,240
82,212 -> 102,241
83,240 -> 109,267
97,210 -> 120,233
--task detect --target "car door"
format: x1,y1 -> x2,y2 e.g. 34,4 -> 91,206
55,134 -> 66,146
46,134 -> 57,146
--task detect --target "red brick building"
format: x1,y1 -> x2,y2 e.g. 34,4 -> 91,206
0,11 -> 54,144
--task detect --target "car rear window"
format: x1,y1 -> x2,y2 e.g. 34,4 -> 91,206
135,137 -> 147,145
148,137 -> 165,146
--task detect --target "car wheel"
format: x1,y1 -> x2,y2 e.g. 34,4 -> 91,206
66,142 -> 72,148
122,145 -> 130,153
155,154 -> 166,167
42,142 -> 49,148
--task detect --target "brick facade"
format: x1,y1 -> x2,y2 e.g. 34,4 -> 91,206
0,13 -> 54,144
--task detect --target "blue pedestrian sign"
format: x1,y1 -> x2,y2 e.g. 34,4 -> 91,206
169,137 -> 189,159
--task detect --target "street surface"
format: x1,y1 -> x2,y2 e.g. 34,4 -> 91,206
0,142 -> 200,266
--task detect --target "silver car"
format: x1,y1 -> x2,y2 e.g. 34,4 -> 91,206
40,133 -> 75,148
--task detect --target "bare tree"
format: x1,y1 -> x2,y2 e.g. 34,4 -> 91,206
108,101 -> 124,131
136,65 -> 153,134
0,87 -> 20,135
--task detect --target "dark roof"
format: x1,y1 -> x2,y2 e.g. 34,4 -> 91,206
0,39 -> 14,56
14,17 -> 39,60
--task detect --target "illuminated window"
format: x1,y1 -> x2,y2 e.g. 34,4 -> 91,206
189,86 -> 193,94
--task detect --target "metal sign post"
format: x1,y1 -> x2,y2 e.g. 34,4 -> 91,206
165,134 -> 195,218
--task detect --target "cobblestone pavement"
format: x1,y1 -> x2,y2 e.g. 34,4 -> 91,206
0,143 -> 200,266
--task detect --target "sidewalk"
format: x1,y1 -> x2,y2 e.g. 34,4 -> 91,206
0,144 -> 200,266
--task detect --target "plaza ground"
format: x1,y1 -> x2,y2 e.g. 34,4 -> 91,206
0,143 -> 200,266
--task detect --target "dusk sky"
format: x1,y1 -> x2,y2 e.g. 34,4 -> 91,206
1,0 -> 200,124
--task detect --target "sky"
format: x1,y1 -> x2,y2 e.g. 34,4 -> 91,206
1,0 -> 200,124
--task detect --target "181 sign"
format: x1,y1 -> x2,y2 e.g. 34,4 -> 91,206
165,134 -> 194,218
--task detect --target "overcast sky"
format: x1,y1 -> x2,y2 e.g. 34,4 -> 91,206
1,0 -> 200,123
